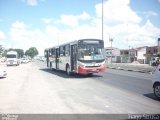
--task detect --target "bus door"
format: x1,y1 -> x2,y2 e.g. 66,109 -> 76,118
71,44 -> 77,71
46,50 -> 49,67
56,48 -> 59,69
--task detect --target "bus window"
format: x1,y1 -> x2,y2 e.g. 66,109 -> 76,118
60,46 -> 64,56
51,48 -> 55,57
65,44 -> 70,56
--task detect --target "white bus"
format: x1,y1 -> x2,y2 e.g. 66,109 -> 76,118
44,39 -> 106,76
6,51 -> 20,66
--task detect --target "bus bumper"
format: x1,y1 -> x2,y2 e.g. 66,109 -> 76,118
77,65 -> 106,74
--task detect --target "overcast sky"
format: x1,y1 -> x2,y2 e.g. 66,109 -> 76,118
0,0 -> 160,55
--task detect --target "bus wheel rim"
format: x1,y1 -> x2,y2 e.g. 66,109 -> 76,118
67,66 -> 70,74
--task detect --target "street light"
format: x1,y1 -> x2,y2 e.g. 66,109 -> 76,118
109,37 -> 113,63
102,0 -> 104,40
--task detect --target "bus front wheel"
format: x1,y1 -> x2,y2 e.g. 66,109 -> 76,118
66,65 -> 71,76
88,73 -> 93,77
50,62 -> 53,71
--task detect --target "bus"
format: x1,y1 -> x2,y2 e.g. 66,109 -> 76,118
6,51 -> 20,66
44,39 -> 106,76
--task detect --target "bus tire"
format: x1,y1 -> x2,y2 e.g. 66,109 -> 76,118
154,83 -> 160,100
50,62 -> 53,70
66,65 -> 71,76
88,73 -> 93,77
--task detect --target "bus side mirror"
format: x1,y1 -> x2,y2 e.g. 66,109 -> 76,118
159,68 -> 160,71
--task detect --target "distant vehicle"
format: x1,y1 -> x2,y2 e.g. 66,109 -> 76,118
44,39 -> 106,76
0,68 -> 7,78
0,57 -> 6,62
21,58 -> 29,64
40,56 -> 45,62
150,57 -> 159,66
152,64 -> 160,100
6,51 -> 20,66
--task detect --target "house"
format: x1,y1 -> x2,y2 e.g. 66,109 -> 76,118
105,45 -> 159,64
129,48 -> 137,62
120,49 -> 129,63
146,46 -> 160,64
105,47 -> 137,63
137,46 -> 148,64
105,47 -> 121,63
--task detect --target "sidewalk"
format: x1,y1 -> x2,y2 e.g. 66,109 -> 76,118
106,63 -> 155,73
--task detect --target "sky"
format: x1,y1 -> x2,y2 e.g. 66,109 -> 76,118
0,0 -> 160,55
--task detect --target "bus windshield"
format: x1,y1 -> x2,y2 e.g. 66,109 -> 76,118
7,55 -> 16,58
78,45 -> 104,61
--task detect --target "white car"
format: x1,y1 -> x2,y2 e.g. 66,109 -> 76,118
152,64 -> 160,100
0,68 -> 7,78
21,58 -> 29,64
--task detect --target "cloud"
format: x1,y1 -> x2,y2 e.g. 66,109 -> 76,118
56,12 -> 91,27
95,0 -> 141,25
0,31 -> 7,48
143,11 -> 158,19
0,31 -> 6,40
42,18 -> 54,24
11,21 -> 28,29
23,0 -> 45,6
147,11 -> 158,16
7,0 -> 160,55
24,0 -> 38,6
9,21 -> 61,55
9,21 -> 31,41
93,0 -> 160,48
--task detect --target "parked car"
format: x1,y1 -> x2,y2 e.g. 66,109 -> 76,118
0,68 -> 7,78
152,64 -> 160,100
21,58 -> 29,64
150,57 -> 160,66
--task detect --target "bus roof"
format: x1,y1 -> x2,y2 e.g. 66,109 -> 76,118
45,39 -> 103,51
7,51 -> 18,55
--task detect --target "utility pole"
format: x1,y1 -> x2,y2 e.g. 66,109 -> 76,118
129,45 -> 130,63
102,0 -> 104,40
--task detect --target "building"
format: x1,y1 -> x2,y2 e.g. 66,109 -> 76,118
105,47 -> 121,63
105,45 -> 159,64
158,38 -> 160,46
120,49 -> 129,63
137,46 -> 148,64
105,47 -> 137,63
146,46 -> 160,64
129,48 -> 137,62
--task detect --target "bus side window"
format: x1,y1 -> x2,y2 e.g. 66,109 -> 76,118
65,45 -> 70,56
63,46 -> 65,56
60,46 -> 64,56
49,49 -> 51,57
51,48 -> 55,57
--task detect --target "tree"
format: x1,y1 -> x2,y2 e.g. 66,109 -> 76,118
25,47 -> 38,58
14,49 -> 24,58
0,45 -> 5,57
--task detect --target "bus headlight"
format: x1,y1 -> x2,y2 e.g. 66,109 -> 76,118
101,61 -> 106,67
78,62 -> 85,68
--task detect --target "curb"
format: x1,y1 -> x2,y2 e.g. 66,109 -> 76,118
107,66 -> 152,73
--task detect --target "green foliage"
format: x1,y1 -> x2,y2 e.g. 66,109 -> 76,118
0,45 -> 5,57
2,50 -> 7,57
25,47 -> 38,58
14,49 -> 24,58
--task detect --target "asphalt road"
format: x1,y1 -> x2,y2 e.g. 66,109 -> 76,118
0,61 -> 160,114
